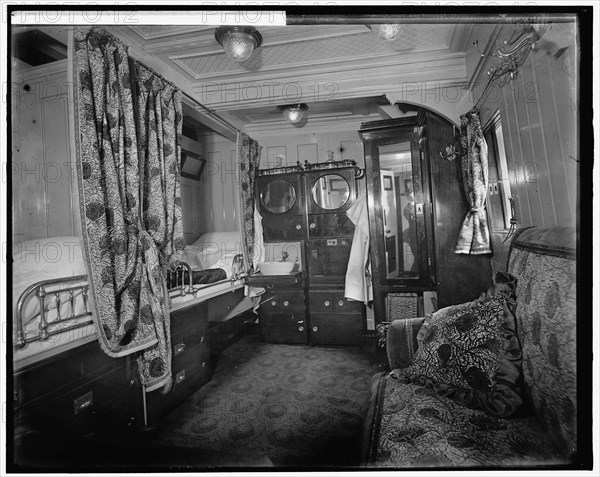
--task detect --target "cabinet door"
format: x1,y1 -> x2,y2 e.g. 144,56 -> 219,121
310,313 -> 363,346
306,238 -> 352,278
307,213 -> 354,238
262,215 -> 304,242
259,312 -> 306,344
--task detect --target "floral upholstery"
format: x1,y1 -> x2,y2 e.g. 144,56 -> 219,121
365,226 -> 577,468
507,226 -> 577,458
372,373 -> 564,467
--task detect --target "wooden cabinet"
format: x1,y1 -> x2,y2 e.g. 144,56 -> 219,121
246,271 -> 307,345
254,164 -> 366,346
142,303 -> 213,427
307,286 -> 365,346
13,340 -> 136,440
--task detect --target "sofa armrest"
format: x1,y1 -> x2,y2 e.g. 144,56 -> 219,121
386,316 -> 427,370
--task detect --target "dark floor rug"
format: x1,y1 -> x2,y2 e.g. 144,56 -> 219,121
153,335 -> 382,468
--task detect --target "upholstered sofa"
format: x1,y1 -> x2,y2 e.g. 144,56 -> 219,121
362,226 -> 578,468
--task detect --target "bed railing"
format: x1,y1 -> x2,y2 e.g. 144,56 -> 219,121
15,275 -> 93,348
16,256 -> 248,348
167,254 -> 247,296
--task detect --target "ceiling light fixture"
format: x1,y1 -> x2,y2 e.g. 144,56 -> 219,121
278,104 -> 309,124
367,24 -> 403,41
215,26 -> 263,62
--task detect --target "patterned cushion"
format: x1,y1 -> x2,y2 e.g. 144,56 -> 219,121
372,374 -> 565,467
408,296 -> 523,418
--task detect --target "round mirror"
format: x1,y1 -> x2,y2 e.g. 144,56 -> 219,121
311,174 -> 350,210
260,179 -> 297,214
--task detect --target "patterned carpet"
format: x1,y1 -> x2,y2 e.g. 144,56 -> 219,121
153,335 -> 381,468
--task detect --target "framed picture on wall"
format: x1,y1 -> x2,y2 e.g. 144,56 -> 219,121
383,176 -> 393,191
181,150 -> 206,180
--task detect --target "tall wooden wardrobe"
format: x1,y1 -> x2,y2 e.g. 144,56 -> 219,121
359,110 -> 493,325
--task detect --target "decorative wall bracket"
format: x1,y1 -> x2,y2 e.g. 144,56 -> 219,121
473,27 -> 541,85
439,145 -> 461,162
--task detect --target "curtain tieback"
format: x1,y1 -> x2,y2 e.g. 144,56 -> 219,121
470,206 -> 485,213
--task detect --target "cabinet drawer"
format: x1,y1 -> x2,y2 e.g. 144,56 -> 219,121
15,341 -> 121,409
309,292 -> 336,312
259,312 -> 306,344
171,302 -> 208,337
309,313 -> 364,346
15,357 -> 134,436
145,343 -> 213,424
333,295 -> 363,313
275,292 -> 304,313
171,329 -> 208,368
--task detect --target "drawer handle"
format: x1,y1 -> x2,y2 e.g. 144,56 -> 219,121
270,300 -> 277,307
298,326 -> 304,332
283,300 -> 289,307
338,300 -> 344,307
176,370 -> 186,383
73,391 -> 93,415
174,342 -> 186,355
324,300 -> 330,307
296,224 -> 301,230
312,326 -> 318,332
266,284 -> 274,289
310,223 -> 316,229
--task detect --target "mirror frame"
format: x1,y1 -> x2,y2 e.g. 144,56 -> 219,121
259,177 -> 298,215
310,173 -> 351,211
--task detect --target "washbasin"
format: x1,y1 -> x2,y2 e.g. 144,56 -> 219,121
257,261 -> 295,275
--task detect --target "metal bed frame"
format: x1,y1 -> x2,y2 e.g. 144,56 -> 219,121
15,254 -> 246,349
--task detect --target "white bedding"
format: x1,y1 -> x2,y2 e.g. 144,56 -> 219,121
12,236 -> 95,368
182,231 -> 243,277
13,237 -> 89,329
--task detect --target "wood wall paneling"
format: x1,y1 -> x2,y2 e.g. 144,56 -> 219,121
12,65 -> 76,243
472,23 -> 578,274
297,143 -> 318,165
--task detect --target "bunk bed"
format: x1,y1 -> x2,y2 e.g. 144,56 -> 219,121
13,233 -> 252,368
13,233 -> 258,439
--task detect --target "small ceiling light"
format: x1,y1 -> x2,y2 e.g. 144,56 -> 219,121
215,26 -> 263,62
278,104 -> 309,124
368,24 -> 403,41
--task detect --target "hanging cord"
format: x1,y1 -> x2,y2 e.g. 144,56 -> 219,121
502,197 -> 518,244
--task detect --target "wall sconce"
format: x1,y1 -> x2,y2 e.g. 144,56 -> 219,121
474,27 -> 541,84
215,26 -> 263,62
367,24 -> 403,41
278,104 -> 308,124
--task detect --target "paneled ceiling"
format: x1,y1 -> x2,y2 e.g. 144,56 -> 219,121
12,19 -> 476,131
111,21 -> 468,131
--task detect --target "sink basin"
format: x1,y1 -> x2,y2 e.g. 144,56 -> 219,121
257,261 -> 295,275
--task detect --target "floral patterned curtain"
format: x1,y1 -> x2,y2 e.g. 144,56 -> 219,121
133,62 -> 185,390
73,27 -> 183,392
237,132 -> 262,272
455,108 -> 492,255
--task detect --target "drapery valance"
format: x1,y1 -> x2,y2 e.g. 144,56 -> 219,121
73,27 -> 184,391
455,108 -> 492,255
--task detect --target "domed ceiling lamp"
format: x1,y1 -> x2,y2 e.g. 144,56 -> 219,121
278,104 -> 309,124
215,26 -> 263,62
367,24 -> 403,41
